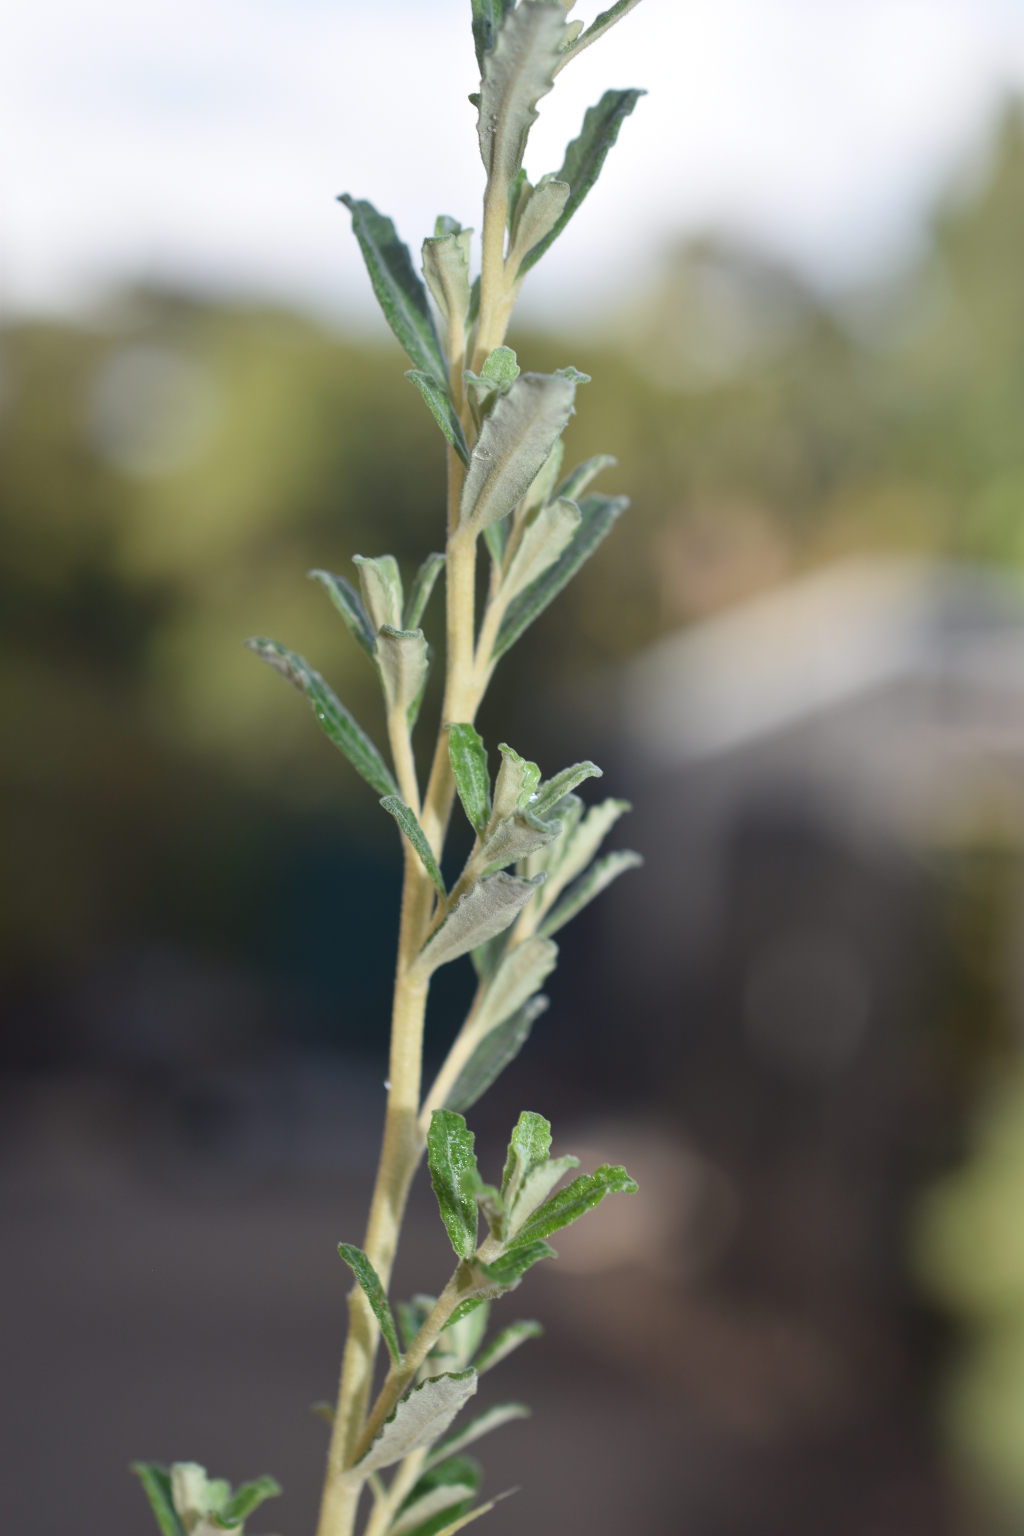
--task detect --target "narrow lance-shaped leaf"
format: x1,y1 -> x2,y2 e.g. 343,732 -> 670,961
535,796 -> 630,904
472,1319 -> 544,1376
308,569 -> 376,657
131,1464 -> 185,1536
507,176 -> 569,274
501,1110 -> 551,1203
477,1239 -> 556,1286
339,197 -> 448,388
390,1477 -> 478,1536
404,552 -> 446,630
555,453 -> 617,503
477,2 -> 569,186
518,89 -> 645,277
474,937 -> 557,1036
350,1371 -> 479,1476
531,759 -> 602,817
492,493 -> 629,661
407,371 -> 470,467
555,0 -> 645,72
338,1243 -> 403,1365
427,1403 -> 531,1466
509,1164 -> 638,1248
448,723 -> 491,836
427,1496 -> 509,1536
444,996 -> 549,1114
381,797 -> 446,897
412,873 -> 546,977
353,553 -> 403,631
538,849 -> 643,939
460,373 -> 578,531
219,1477 -> 282,1525
508,1154 -> 579,1237
428,1110 -> 481,1260
500,497 -> 580,604
245,639 -> 398,799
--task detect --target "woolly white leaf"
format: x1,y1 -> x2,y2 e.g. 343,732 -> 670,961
350,1372 -> 478,1476
477,2 -> 570,186
460,374 -> 577,531
413,874 -> 546,976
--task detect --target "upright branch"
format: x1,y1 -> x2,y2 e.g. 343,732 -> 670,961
135,7 -> 650,1536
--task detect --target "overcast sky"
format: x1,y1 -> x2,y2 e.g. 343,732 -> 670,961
4,0 -> 1024,331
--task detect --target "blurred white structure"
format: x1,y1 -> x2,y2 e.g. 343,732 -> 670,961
620,557 -> 1024,845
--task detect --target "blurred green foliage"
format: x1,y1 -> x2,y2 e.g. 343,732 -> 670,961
6,103 -> 1024,1003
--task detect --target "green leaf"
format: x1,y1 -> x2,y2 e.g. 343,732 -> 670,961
404,552 -> 446,630
506,168 -> 530,233
501,1110 -> 551,1202
507,1154 -> 579,1238
555,365 -> 591,384
507,176 -> 570,274
472,1320 -> 544,1377
131,1464 -> 185,1536
489,743 -> 541,824
532,796 -> 629,903
531,759 -> 602,818
467,275 -> 481,327
510,1164 -> 638,1247
460,373 -> 579,531
443,1295 -> 490,1330
444,996 -> 549,1113
448,723 -> 491,836
471,0 -> 516,72
353,553 -> 404,631
555,0 -> 646,71
413,873 -> 546,977
482,346 -> 520,385
427,1110 -> 481,1260
477,2 -> 570,186
428,1403 -> 530,1466
245,639 -> 398,799
219,1477 -> 282,1525
476,938 -> 558,1037
339,196 -> 447,388
478,1240 -> 557,1286
407,372 -> 470,466
435,1300 -> 490,1366
538,849 -> 643,938
308,568 -> 376,657
423,1499 -> 504,1536
478,809 -> 561,873
376,626 -> 430,716
391,1457 -> 482,1536
518,89 -> 645,277
501,497 -> 581,605
351,1371 -> 479,1476
491,493 -> 629,660
555,453 -> 617,503
422,229 -> 473,326
516,439 -> 565,527
482,518 -> 509,569
469,929 -> 510,984
338,1243 -> 403,1365
381,797 -> 446,896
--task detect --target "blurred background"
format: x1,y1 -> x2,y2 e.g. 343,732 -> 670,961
8,2 -> 1024,1533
